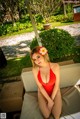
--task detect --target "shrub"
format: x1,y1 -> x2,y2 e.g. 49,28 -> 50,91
19,14 -> 31,23
30,28 -> 75,62
30,37 -> 39,50
50,13 -> 73,23
35,14 -> 43,23
73,46 -> 80,63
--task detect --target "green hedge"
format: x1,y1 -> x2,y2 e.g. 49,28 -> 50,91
30,38 -> 39,50
30,28 -> 75,62
73,46 -> 80,63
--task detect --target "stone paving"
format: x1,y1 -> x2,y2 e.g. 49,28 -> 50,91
56,23 -> 80,36
0,23 -> 80,60
0,32 -> 36,59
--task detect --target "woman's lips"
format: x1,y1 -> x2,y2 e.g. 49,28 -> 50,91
38,62 -> 41,64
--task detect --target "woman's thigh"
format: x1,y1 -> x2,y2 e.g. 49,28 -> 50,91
52,89 -> 62,117
38,90 -> 51,118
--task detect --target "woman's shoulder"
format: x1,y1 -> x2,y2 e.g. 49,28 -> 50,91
50,62 -> 59,67
32,67 -> 39,73
50,62 -> 60,70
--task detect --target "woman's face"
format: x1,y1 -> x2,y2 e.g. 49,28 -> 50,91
32,53 -> 45,66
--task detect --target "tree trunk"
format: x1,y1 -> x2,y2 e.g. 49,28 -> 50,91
63,3 -> 67,16
26,0 -> 42,46
0,48 -> 7,68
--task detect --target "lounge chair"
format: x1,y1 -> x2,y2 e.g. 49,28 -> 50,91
20,63 -> 80,119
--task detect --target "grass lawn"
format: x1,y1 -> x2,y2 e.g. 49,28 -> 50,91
51,21 -> 80,27
0,21 -> 80,39
0,27 -> 34,39
0,54 -> 32,79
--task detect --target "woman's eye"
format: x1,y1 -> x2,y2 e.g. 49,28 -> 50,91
33,59 -> 36,61
37,56 -> 40,58
32,55 -> 40,62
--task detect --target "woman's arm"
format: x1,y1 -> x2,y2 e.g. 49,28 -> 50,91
51,63 -> 60,100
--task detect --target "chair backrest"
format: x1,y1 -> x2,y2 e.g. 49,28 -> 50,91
60,63 -> 80,88
21,67 -> 38,92
21,63 -> 80,92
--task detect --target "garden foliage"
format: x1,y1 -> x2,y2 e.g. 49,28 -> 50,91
30,28 -> 75,62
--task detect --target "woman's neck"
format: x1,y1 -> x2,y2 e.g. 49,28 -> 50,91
40,61 -> 50,68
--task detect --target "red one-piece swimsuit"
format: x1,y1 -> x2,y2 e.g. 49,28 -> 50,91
37,65 -> 56,96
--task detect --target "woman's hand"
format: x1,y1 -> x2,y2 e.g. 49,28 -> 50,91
47,99 -> 54,111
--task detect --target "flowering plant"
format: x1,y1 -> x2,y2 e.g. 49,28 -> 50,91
39,47 -> 47,55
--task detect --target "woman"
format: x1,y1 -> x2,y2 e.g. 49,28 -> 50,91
30,46 -> 62,119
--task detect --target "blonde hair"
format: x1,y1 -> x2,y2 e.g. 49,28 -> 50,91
30,46 -> 50,67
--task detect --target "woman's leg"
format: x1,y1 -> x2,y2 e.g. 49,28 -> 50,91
38,90 -> 51,119
51,89 -> 62,119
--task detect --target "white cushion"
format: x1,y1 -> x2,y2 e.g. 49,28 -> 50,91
21,71 -> 37,92
60,63 -> 80,88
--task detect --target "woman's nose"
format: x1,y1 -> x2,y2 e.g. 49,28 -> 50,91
37,58 -> 40,62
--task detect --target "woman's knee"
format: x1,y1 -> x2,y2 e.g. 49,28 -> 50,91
43,112 -> 50,119
52,111 -> 61,119
51,105 -> 62,119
